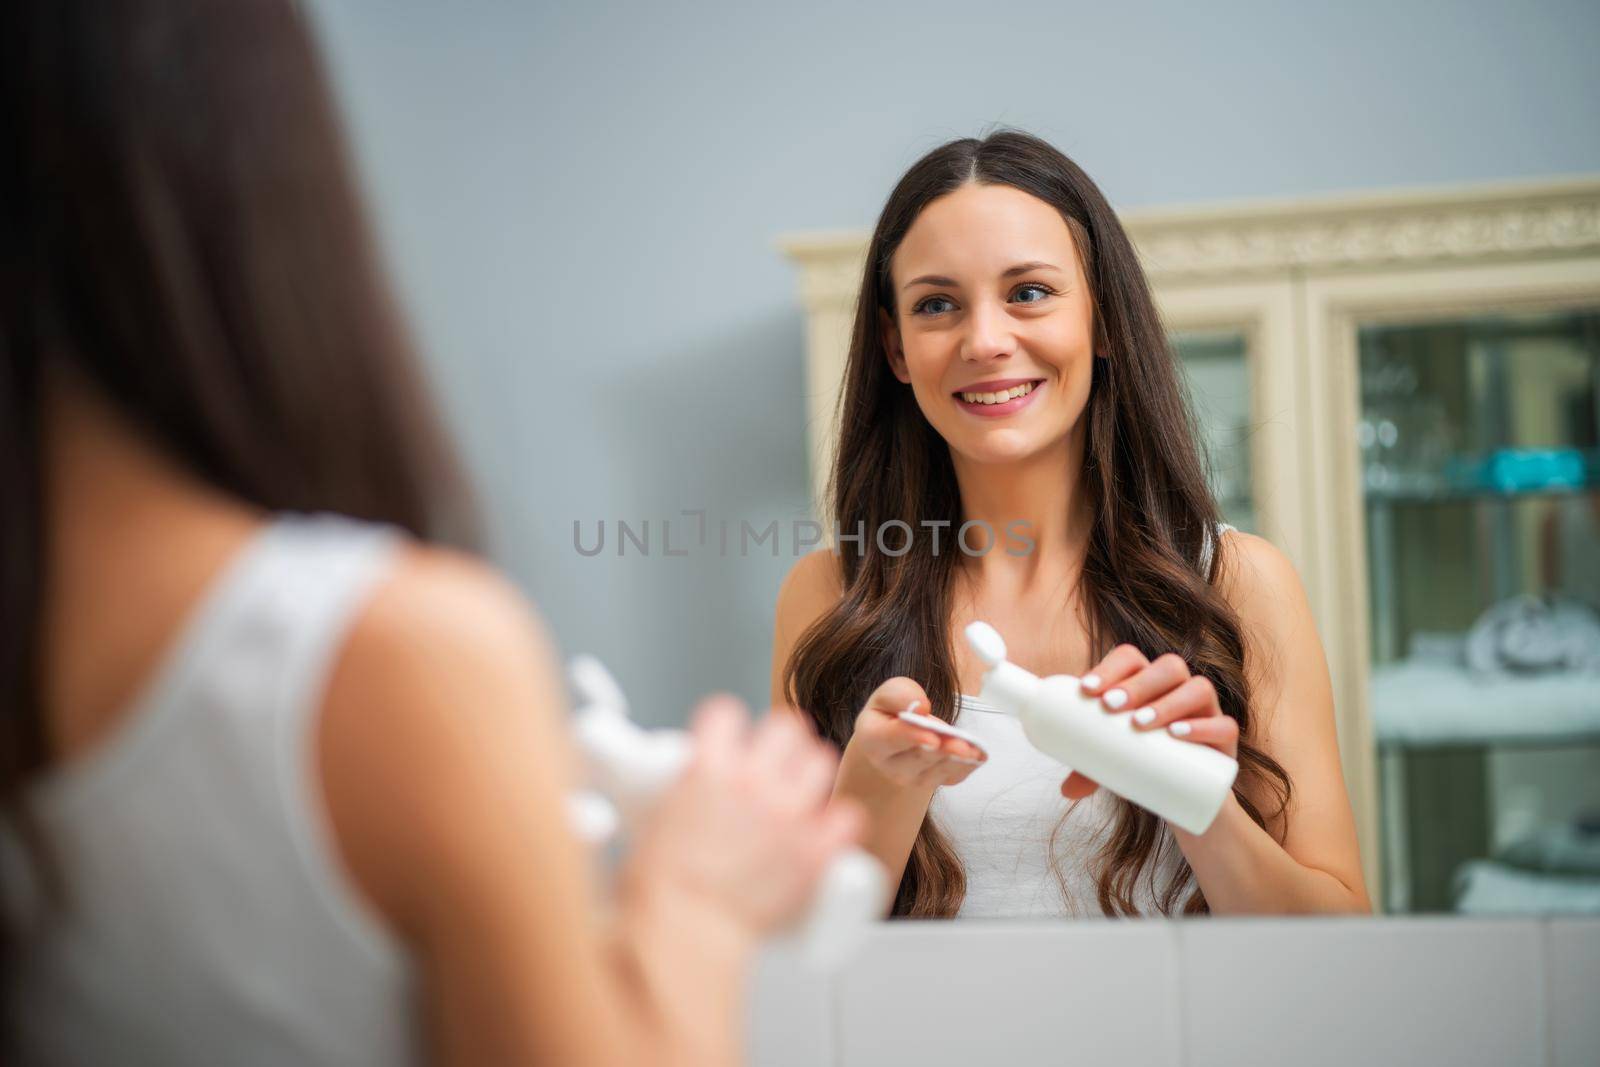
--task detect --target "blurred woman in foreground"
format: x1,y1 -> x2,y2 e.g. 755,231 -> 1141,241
0,2 -> 859,1064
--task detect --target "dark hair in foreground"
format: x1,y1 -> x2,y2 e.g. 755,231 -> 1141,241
0,0 -> 477,915
782,130 -> 1292,917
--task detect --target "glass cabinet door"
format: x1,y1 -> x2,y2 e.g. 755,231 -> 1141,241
1361,309 -> 1600,915
1173,330 -> 1257,534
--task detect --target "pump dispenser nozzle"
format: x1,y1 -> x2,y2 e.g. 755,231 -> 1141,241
966,621 -> 1007,667
964,621 -> 1044,712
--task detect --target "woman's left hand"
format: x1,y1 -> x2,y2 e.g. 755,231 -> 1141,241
1060,645 -> 1238,800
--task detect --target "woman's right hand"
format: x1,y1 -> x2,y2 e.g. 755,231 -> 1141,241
847,677 -> 986,789
622,694 -> 863,944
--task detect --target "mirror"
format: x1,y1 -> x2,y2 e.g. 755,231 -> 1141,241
778,182 -> 1600,920
305,6 -> 1600,924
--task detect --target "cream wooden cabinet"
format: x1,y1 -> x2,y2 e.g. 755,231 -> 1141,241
781,178 -> 1600,907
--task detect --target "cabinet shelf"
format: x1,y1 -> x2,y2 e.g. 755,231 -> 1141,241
1365,481 -> 1599,505
1363,449 -> 1599,504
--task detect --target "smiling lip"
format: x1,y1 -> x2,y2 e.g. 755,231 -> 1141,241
954,377 -> 1046,418
952,377 -> 1041,396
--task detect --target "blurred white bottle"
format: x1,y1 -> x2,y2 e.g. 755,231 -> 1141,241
965,621 -> 1238,835
565,655 -> 886,970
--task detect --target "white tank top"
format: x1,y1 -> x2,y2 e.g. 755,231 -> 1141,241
930,523 -> 1233,918
1,512 -> 421,1066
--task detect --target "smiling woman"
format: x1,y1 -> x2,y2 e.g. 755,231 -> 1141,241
772,130 -> 1369,920
886,185 -> 1097,454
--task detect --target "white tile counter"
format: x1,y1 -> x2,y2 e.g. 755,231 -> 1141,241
747,917 -> 1600,1067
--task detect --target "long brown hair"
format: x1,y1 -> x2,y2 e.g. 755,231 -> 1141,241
0,0 -> 477,900
782,130 -> 1291,917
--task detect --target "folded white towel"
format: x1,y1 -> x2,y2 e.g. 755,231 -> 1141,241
1464,595 -> 1600,676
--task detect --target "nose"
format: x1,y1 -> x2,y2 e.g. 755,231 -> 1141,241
960,298 -> 1013,363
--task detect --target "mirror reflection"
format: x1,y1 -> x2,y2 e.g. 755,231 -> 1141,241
771,143 -> 1366,921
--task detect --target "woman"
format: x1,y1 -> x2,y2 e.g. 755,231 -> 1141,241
0,2 -> 859,1064
772,131 -> 1368,919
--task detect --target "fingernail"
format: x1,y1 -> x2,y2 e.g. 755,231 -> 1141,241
919,743 -> 936,752
906,700 -> 922,714
951,757 -> 984,766
1169,721 -> 1192,737
1133,707 -> 1158,726
1081,674 -> 1102,691
1102,688 -> 1128,710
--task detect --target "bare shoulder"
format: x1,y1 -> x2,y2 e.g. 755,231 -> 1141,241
771,548 -> 845,707
316,542 -> 573,932
335,543 -> 561,696
775,547 -> 845,631
1211,528 -> 1333,733
1213,528 -> 1307,621
322,541 -> 569,788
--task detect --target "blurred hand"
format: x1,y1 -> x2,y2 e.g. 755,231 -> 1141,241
846,677 -> 986,789
1063,645 -> 1239,799
623,694 -> 863,942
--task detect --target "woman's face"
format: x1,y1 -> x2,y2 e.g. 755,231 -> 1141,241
883,182 -> 1098,466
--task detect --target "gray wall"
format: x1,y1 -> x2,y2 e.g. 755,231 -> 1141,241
306,0 -> 1600,725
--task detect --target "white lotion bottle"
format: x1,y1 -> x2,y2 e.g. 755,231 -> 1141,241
965,621 -> 1239,835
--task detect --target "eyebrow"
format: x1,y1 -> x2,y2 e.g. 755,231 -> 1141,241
901,261 -> 1064,291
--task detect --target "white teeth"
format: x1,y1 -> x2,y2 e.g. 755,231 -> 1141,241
960,381 -> 1036,405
